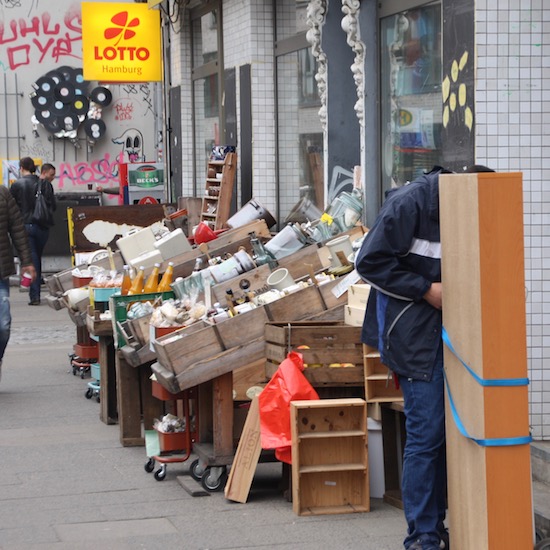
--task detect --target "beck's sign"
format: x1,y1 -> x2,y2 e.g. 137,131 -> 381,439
82,2 -> 162,82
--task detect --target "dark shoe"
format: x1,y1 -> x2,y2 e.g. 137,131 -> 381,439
439,528 -> 450,549
28,299 -> 41,306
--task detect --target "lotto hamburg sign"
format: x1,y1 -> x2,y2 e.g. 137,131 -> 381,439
82,2 -> 162,82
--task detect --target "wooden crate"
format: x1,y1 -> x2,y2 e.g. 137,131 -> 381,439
152,321 -> 223,376
211,263 -> 271,304
317,278 -> 350,309
213,305 -> 270,349
264,284 -> 326,322
291,398 -> 369,516
363,345 -> 403,403
265,322 -> 364,386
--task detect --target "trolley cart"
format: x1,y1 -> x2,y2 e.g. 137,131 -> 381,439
144,384 -> 198,481
85,362 -> 100,402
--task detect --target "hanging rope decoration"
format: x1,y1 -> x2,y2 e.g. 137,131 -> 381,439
29,66 -> 112,147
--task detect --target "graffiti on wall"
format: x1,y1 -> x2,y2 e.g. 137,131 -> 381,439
58,153 -> 119,189
112,128 -> 145,163
0,5 -> 82,71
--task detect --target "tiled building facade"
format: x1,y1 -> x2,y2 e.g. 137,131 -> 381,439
167,0 -> 549,439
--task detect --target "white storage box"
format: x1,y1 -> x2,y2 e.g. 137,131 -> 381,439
116,227 -> 156,264
153,228 -> 192,259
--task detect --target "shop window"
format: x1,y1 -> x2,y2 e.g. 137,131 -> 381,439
380,2 -> 443,191
276,48 -> 324,222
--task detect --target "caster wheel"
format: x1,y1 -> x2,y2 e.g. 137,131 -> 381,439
535,539 -> 550,550
144,458 -> 155,473
201,466 -> 227,492
85,388 -> 93,399
80,371 -> 85,379
190,458 -> 205,482
96,395 -> 100,403
72,367 -> 77,376
154,465 -> 167,481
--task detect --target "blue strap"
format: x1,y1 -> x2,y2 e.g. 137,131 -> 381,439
442,327 -> 529,387
443,369 -> 532,447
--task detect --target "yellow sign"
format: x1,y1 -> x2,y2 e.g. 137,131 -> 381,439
82,2 -> 162,83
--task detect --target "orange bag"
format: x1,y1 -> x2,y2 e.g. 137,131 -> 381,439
258,351 -> 319,464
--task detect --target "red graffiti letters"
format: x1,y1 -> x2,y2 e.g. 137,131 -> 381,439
0,9 -> 82,71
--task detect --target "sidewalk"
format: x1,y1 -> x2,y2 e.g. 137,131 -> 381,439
0,289 -> 405,550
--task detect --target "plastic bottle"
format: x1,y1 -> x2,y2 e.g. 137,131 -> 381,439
157,262 -> 174,292
128,265 -> 145,295
121,265 -> 132,296
143,263 -> 160,294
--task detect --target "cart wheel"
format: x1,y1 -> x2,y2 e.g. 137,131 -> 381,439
144,458 -> 155,473
96,395 -> 100,403
72,366 -> 77,376
201,466 -> 227,492
80,371 -> 85,379
535,539 -> 550,550
190,459 -> 205,482
85,388 -> 93,399
154,464 -> 167,481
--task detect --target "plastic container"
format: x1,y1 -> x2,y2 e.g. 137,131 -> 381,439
226,197 -> 277,229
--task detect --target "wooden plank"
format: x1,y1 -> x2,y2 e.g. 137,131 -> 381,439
440,172 -> 532,549
175,337 -> 265,391
225,397 -> 262,503
98,335 -> 117,425
213,372 -> 234,459
317,278 -> 350,309
115,352 -> 143,446
71,204 -> 168,252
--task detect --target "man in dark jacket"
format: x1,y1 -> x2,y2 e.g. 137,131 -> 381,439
10,157 -> 56,306
0,184 -> 36,381
355,166 -> 451,550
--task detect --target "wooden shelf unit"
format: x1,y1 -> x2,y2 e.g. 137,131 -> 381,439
291,398 -> 370,516
200,152 -> 236,230
363,344 -> 403,403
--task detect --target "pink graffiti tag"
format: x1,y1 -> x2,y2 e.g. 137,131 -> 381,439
58,155 -> 119,189
0,9 -> 82,71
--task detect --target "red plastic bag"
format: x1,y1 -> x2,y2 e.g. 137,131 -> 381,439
258,351 -> 319,464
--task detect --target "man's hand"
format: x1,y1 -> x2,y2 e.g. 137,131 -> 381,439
423,282 -> 442,310
21,265 -> 37,282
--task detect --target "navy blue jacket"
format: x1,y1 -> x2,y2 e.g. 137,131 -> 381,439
355,167 -> 451,381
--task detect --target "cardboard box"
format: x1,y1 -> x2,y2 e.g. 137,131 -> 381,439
348,283 -> 371,308
344,304 -> 366,327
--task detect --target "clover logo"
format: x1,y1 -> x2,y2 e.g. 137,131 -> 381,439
104,11 -> 140,46
442,51 -> 473,131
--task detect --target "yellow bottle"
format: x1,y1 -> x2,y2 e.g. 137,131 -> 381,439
143,263 -> 160,294
121,265 -> 132,296
128,265 -> 145,295
157,262 -> 174,292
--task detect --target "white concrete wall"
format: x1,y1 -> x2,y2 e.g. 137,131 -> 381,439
475,0 -> 550,438
0,0 -> 161,197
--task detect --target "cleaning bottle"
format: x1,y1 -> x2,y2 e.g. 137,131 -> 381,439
128,265 -> 145,295
157,262 -> 174,292
143,263 -> 160,294
120,265 -> 132,296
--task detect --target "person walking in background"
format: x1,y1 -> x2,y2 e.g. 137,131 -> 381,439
10,158 -> 56,306
355,166 -> 452,550
0,184 -> 36,381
